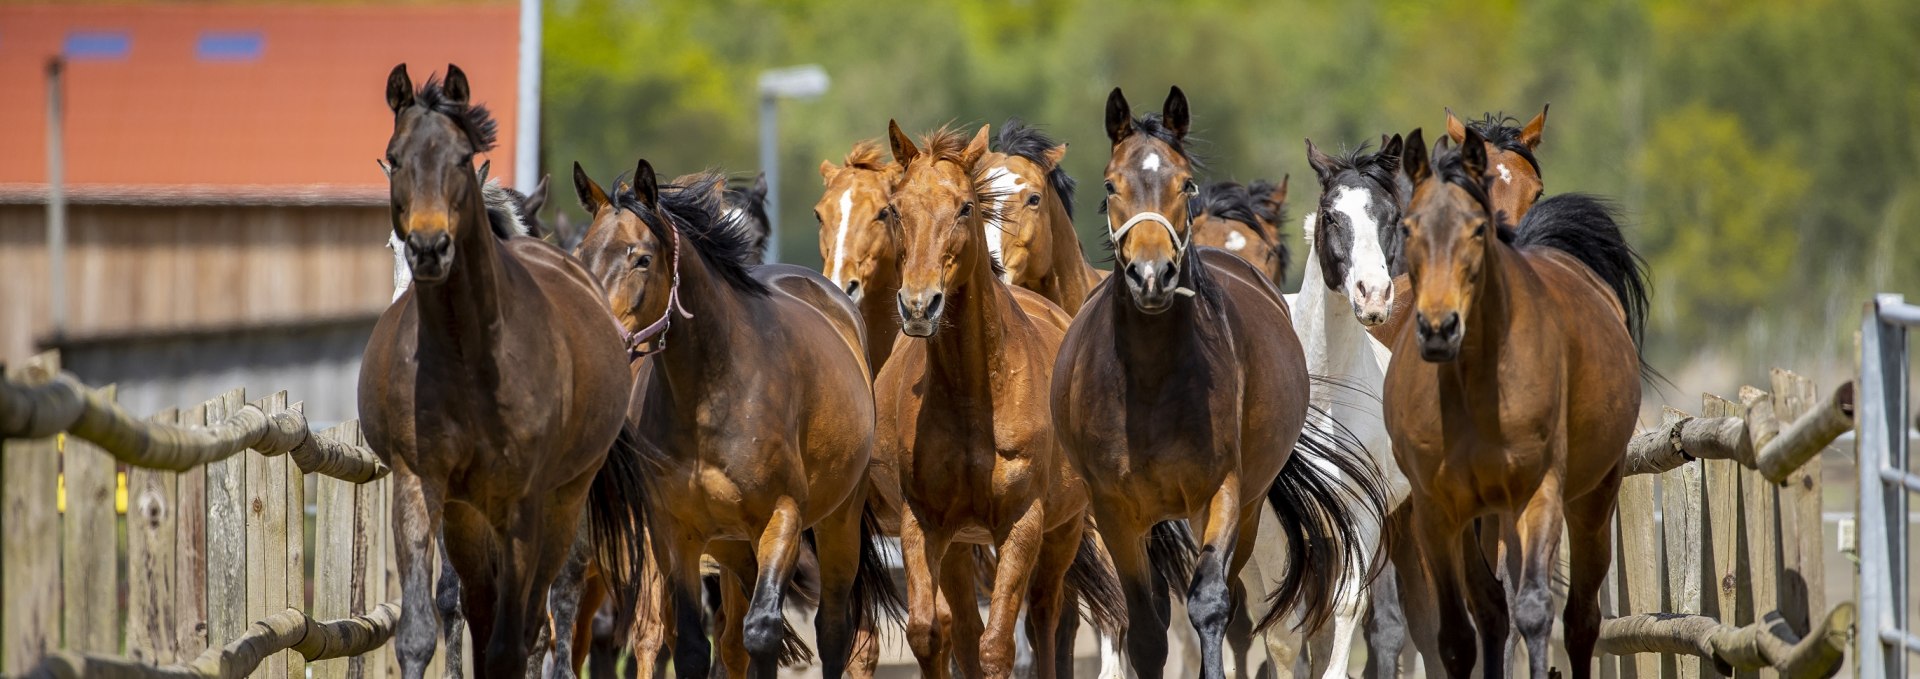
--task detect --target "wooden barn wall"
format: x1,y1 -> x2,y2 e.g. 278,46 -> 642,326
0,203 -> 394,362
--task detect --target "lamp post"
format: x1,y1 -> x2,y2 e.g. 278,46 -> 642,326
756,65 -> 829,263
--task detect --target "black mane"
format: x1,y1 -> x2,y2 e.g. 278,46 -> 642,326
615,172 -> 768,296
722,175 -> 772,262
1465,113 -> 1540,174
1248,178 -> 1289,229
1129,113 -> 1206,170
416,75 -> 497,153
1431,141 -> 1514,242
995,119 -> 1077,221
1321,142 -> 1400,199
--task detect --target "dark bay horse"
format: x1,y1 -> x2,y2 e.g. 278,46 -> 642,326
1191,178 -> 1291,286
360,64 -> 643,679
1385,127 -> 1646,678
1050,86 -> 1387,679
875,122 -> 1120,679
979,119 -> 1105,315
574,160 -> 899,679
816,140 -> 905,374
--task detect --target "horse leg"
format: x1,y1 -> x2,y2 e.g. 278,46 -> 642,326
1386,505 -> 1442,677
668,529 -> 715,679
1094,508 -> 1168,679
570,567 -> 603,675
937,549 -> 984,677
1411,502 -> 1476,679
1024,519 -> 1083,679
1360,558 -> 1406,679
1511,481 -> 1564,679
981,504 -> 1048,678
1561,472 -> 1621,679
744,497 -> 806,678
899,505 -> 954,679
707,542 -> 756,679
629,527 -> 672,679
1223,504 -> 1262,678
1463,522 -> 1510,679
392,468 -> 448,679
1185,479 -> 1243,679
505,496 -> 591,679
444,511 -> 503,678
543,524 -> 593,679
811,495 -> 867,678
436,540 -> 468,679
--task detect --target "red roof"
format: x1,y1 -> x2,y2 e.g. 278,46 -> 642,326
0,3 -> 520,202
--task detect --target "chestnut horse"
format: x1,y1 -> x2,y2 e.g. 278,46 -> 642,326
876,122 -> 1121,679
574,161 -> 900,679
1386,127 -> 1647,678
360,65 -> 643,679
979,118 -> 1105,315
816,140 -> 905,374
1445,106 -> 1548,228
1050,86 -> 1387,679
1191,178 -> 1290,286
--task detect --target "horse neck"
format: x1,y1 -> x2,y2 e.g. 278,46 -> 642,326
1039,193 -> 1098,314
859,246 -> 903,338
1450,239 -> 1521,379
414,192 -> 512,363
1109,255 -> 1213,381
1296,247 -> 1380,385
925,243 -> 1015,395
653,237 -> 748,398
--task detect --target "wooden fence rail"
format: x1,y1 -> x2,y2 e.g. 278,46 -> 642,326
0,351 -> 424,679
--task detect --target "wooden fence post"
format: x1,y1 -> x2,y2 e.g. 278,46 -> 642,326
1770,370 -> 1825,637
285,401 -> 308,679
311,421 -> 359,679
1616,457 -> 1662,679
1737,386 -> 1780,679
127,407 -> 181,665
205,388 -> 249,650
63,382 -> 120,654
350,422 -> 381,679
1661,450 -> 1704,679
176,397 -> 211,658
3,352 -> 63,674
247,390 -> 291,679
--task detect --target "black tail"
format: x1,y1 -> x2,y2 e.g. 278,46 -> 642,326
1064,521 -> 1127,637
1510,193 -> 1656,380
1255,403 -> 1392,635
850,496 -> 906,658
587,422 -> 664,637
1148,520 -> 1198,599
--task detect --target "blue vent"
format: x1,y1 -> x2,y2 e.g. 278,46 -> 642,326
197,32 -> 263,62
64,32 -> 129,60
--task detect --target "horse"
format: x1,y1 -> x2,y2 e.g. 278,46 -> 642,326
1385,125 -> 1647,678
816,140 -> 905,374
574,159 -> 900,679
1050,86 -> 1388,679
360,64 -> 645,679
978,118 -> 1106,315
1191,178 -> 1291,286
874,122 -> 1122,679
1445,106 -> 1547,228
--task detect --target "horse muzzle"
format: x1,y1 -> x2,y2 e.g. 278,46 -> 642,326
1414,310 -> 1462,362
1124,260 -> 1181,314
897,289 -> 945,338
405,231 -> 454,282
1348,276 -> 1395,327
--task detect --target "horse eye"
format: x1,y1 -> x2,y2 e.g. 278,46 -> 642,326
1104,180 -> 1117,195
385,155 -> 400,171
1473,222 -> 1487,237
1183,179 -> 1198,195
1025,194 -> 1042,207
958,202 -> 973,219
876,208 -> 889,223
636,254 -> 653,269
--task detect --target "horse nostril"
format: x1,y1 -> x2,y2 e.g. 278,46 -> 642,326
1439,312 -> 1460,337
1126,263 -> 1149,287
1158,263 -> 1177,287
926,292 -> 945,318
1356,281 -> 1371,298
844,280 -> 861,296
1415,311 -> 1433,336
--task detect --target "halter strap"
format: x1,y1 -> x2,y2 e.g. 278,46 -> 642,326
626,223 -> 694,358
1106,207 -> 1198,298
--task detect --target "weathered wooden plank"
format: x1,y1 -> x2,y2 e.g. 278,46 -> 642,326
1770,370 -> 1824,638
349,423 -> 381,679
205,388 -> 249,649
379,471 -> 400,679
176,397 -> 211,658
1700,396 -> 1745,626
310,421 -> 358,679
63,382 -> 120,654
128,407 -> 181,665
4,352 -> 63,674
1661,453 -> 1705,679
1615,470 -> 1662,679
249,391 -> 290,679
284,401 -> 308,679
1737,385 -> 1781,679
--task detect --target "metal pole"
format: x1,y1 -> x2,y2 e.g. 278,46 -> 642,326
759,94 -> 780,263
514,0 -> 542,192
1860,293 -> 1911,679
46,57 -> 66,339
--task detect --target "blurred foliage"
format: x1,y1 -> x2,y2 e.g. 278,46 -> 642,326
538,0 -> 1920,369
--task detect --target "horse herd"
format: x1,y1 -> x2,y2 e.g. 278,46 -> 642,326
365,63 -> 1650,679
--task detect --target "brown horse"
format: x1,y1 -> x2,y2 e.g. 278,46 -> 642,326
875,122 -> 1120,679
1191,178 -> 1291,286
1446,106 -> 1547,227
978,118 -> 1105,315
817,140 -> 905,374
1385,127 -> 1647,678
360,64 -> 643,679
1050,86 -> 1386,679
574,160 -> 899,679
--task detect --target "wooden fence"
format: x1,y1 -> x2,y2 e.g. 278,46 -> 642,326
1598,369 -> 1855,677
0,351 -> 437,679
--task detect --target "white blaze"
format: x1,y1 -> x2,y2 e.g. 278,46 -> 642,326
984,166 -> 1028,282
827,189 -> 853,285
1331,186 -> 1391,303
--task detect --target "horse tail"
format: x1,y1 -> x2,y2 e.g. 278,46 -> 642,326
851,495 -> 907,654
586,422 -> 663,638
1148,520 -> 1198,599
1255,403 -> 1391,635
1510,193 -> 1656,380
1064,520 -> 1127,638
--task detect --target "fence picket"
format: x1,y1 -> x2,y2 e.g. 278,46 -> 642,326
3,352 -> 63,674
205,388 -> 249,649
1660,451 -> 1704,679
285,400 -> 309,679
176,397 -> 211,658
1615,467 -> 1662,679
1770,369 -> 1824,637
63,382 -> 120,654
127,407 -> 181,665
312,421 -> 358,679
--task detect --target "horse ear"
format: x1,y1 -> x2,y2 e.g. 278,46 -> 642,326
1043,142 -> 1068,168
1270,174 -> 1289,206
963,124 -> 991,167
1105,88 -> 1133,144
819,159 -> 836,181
524,175 -> 550,217
1162,86 -> 1190,141
1379,133 -> 1405,174
476,159 -> 490,184
888,119 -> 920,166
1403,128 -> 1431,186
443,64 -> 470,107
1304,138 -> 1337,183
573,161 -> 608,213
385,64 -> 414,112
1521,103 -> 1548,150
633,159 -> 660,210
1444,107 -> 1467,144
1460,127 -> 1489,180
751,172 -> 769,200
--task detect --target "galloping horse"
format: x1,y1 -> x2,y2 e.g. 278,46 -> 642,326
361,65 -> 641,679
875,122 -> 1120,679
1050,86 -> 1387,679
1386,127 -> 1647,678
1191,178 -> 1290,286
575,161 -> 899,679
979,119 -> 1105,315
816,140 -> 905,373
